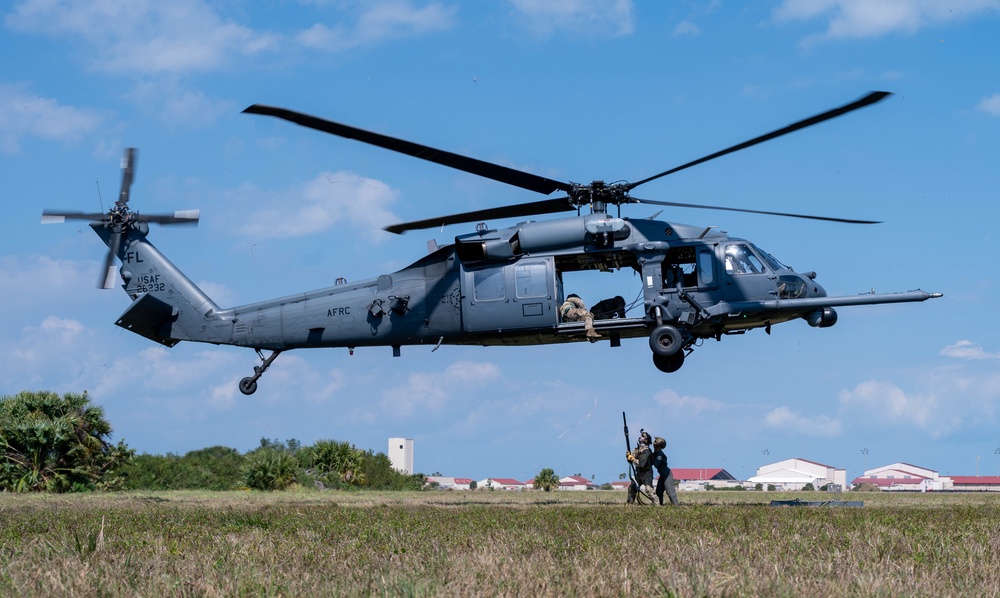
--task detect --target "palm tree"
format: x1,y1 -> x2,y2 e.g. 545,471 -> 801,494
310,440 -> 366,486
533,468 -> 560,492
0,391 -> 133,492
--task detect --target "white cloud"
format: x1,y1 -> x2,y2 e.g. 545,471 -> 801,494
763,406 -> 842,437
941,340 -> 1000,360
126,81 -> 233,128
0,84 -> 103,153
651,388 -> 723,415
837,379 -> 959,438
976,94 -> 1000,117
238,171 -> 400,240
6,0 -> 279,74
296,2 -> 457,51
380,360 -> 500,417
672,20 -> 701,37
509,0 -> 634,37
773,0 -> 1000,43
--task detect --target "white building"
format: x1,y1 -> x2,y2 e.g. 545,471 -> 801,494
388,437 -> 413,475
476,477 -> 525,491
851,462 -> 948,491
748,458 -> 847,491
559,475 -> 597,491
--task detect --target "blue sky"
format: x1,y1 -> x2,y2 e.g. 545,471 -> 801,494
3,0 -> 999,484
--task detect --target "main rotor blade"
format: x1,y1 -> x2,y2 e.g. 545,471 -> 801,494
243,104 -> 573,196
42,210 -> 107,224
632,197 -> 881,224
136,210 -> 201,225
385,197 -> 577,234
627,91 -> 893,191
100,230 -> 122,289
118,148 -> 136,205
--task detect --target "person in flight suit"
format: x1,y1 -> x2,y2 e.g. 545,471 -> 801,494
560,293 -> 601,342
651,436 -> 680,506
626,430 -> 653,504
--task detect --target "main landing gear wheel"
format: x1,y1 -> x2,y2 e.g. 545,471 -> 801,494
239,377 -> 258,395
238,349 -> 283,396
653,351 -> 685,373
649,324 -> 683,357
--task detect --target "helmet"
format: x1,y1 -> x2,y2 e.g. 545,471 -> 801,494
567,293 -> 580,299
653,437 -> 666,449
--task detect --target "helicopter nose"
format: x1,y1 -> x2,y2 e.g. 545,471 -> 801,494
808,278 -> 827,298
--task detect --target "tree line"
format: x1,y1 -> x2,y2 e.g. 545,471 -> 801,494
0,391 -> 426,493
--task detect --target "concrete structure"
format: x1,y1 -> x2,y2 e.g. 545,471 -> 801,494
748,458 -> 846,491
851,463 -> 947,491
388,437 -> 413,475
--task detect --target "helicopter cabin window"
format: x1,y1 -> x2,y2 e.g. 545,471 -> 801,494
662,246 -> 699,288
725,244 -> 766,275
515,262 -> 548,298
697,249 -> 714,286
473,266 -> 505,301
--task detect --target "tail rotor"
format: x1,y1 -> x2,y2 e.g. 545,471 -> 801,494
41,148 -> 200,288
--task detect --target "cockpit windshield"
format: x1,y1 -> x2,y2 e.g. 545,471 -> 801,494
753,244 -> 788,272
724,244 -> 766,275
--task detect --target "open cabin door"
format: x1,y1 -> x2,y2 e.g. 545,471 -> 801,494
460,257 -> 558,333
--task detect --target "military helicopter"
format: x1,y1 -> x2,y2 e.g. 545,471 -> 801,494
43,91 -> 941,395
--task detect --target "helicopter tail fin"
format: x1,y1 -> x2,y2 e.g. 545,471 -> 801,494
97,224 -> 225,346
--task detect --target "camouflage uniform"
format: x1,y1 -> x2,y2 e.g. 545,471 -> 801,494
627,433 -> 654,504
651,437 -> 679,506
560,294 -> 601,341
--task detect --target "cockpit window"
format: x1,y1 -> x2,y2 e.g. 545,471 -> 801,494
753,244 -> 787,272
725,244 -> 766,275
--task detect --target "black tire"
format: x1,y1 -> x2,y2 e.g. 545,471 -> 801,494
649,324 -> 683,357
239,377 -> 258,395
653,351 -> 685,373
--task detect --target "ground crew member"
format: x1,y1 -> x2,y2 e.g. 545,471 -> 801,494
651,436 -> 680,506
561,293 -> 601,342
626,430 -> 653,504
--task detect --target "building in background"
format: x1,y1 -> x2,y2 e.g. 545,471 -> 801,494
476,477 -> 525,491
671,468 -> 740,491
748,458 -> 846,491
559,475 -> 597,490
851,463 -> 947,491
388,437 -> 413,475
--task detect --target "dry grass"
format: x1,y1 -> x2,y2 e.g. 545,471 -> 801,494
1,490 -> 999,596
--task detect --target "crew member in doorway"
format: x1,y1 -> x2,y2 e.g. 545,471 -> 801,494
651,436 -> 680,506
561,294 -> 601,342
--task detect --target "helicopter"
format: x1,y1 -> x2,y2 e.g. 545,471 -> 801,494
43,91 -> 941,395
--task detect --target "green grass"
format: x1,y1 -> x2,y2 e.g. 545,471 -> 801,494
1,490 -> 999,596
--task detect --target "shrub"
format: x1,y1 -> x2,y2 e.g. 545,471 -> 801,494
0,391 -> 133,492
241,448 -> 298,490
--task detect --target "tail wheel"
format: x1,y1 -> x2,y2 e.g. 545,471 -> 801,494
649,324 -> 683,357
653,351 -> 685,373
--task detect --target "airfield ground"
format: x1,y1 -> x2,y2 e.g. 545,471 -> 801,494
2,490 -> 998,596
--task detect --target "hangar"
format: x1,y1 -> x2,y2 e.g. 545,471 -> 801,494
748,458 -> 847,491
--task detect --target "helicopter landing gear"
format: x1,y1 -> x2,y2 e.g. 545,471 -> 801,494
649,324 -> 683,357
653,350 -> 685,373
239,349 -> 283,396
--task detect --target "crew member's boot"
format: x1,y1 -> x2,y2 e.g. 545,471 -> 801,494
585,317 -> 601,342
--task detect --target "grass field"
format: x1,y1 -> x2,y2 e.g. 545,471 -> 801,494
2,489 -> 999,596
